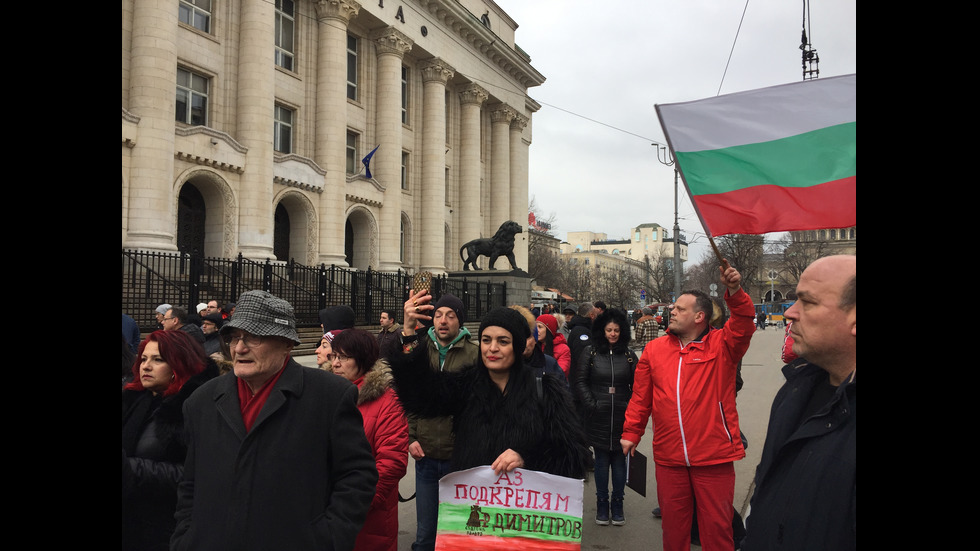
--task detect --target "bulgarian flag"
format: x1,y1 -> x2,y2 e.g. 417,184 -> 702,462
656,74 -> 855,237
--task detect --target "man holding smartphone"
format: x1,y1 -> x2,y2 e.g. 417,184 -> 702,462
399,292 -> 478,551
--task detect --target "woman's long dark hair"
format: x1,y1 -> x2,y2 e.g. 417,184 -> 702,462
590,308 -> 632,354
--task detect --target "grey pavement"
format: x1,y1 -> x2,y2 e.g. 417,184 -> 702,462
295,326 -> 789,550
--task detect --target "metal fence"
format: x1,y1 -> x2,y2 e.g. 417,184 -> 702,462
122,249 -> 508,332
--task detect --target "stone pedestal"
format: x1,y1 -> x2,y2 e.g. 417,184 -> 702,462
446,268 -> 532,312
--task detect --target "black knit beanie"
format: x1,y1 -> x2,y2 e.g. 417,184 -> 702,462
433,293 -> 466,325
479,307 -> 531,345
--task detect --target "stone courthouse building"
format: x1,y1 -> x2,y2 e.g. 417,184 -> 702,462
122,0 -> 542,275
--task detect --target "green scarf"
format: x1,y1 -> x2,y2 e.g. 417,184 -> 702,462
428,326 -> 472,369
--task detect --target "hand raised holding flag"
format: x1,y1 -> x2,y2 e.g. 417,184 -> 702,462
718,259 -> 742,294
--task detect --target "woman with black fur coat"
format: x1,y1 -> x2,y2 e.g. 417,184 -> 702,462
573,308 -> 638,527
122,330 -> 220,551
391,292 -> 592,480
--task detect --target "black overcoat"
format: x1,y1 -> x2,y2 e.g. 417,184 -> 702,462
171,359 -> 378,551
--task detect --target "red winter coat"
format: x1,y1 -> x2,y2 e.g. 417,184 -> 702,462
622,288 -> 755,467
352,361 -> 409,551
550,333 -> 572,377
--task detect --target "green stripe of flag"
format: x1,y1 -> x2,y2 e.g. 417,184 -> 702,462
675,121 -> 855,196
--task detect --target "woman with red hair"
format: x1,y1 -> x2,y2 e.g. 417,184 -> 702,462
122,330 -> 219,551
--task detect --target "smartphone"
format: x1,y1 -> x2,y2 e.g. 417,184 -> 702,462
413,271 -> 432,294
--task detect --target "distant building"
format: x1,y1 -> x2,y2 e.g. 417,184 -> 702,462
562,224 -> 688,264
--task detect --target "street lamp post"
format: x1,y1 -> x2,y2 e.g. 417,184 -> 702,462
653,143 -> 682,301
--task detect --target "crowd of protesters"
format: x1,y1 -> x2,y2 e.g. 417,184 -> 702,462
123,254 -> 854,551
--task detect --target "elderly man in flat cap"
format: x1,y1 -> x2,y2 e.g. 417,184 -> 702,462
172,290 -> 378,551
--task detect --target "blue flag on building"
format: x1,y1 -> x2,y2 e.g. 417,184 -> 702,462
362,145 -> 380,179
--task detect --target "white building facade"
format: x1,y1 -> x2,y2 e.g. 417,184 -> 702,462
562,223 -> 688,264
122,0 -> 543,274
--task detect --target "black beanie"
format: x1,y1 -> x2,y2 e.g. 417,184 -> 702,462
433,293 -> 466,325
479,307 -> 531,345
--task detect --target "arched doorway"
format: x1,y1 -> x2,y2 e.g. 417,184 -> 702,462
344,207 -> 378,270
345,219 -> 354,266
274,203 -> 290,261
764,290 -> 784,302
177,183 -> 206,255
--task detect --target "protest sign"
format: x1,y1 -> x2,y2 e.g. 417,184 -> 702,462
435,466 -> 584,550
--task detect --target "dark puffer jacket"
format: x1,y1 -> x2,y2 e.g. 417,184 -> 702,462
122,359 -> 220,551
572,308 -> 638,451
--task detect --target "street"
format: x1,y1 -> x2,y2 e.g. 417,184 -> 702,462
296,326 -> 790,550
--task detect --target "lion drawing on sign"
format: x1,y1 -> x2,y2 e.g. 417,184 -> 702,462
459,220 -> 523,271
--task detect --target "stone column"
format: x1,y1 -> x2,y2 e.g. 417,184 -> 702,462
510,113 -> 530,271
489,105 -> 516,251
418,58 -> 455,274
371,27 -> 413,271
314,0 -> 360,266
124,0 -> 179,251
457,83 -> 488,254
236,0 -> 277,260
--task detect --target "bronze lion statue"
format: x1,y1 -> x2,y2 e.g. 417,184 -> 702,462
459,220 -> 523,271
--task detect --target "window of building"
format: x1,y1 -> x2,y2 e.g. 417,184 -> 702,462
401,152 -> 409,189
830,229 -> 837,239
400,219 -> 405,262
445,167 -> 451,205
275,0 -> 295,71
274,104 -> 293,153
178,0 -> 211,32
347,34 -> 358,100
346,131 -> 358,174
176,67 -> 209,125
849,228 -> 855,239
401,65 -> 409,124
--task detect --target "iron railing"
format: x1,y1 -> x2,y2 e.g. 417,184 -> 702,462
122,249 -> 508,332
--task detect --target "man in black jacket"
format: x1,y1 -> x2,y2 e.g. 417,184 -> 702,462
566,301 -> 596,369
741,255 -> 856,551
171,290 -> 377,551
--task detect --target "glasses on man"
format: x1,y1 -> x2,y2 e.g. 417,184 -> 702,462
326,353 -> 352,363
223,332 -> 264,348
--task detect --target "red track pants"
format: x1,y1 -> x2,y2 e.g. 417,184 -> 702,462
655,462 -> 735,551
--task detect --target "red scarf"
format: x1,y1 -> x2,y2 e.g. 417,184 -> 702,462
236,357 -> 289,432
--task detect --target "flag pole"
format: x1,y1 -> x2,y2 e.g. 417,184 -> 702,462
708,235 -> 725,266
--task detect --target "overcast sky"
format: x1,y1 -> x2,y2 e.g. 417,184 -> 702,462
497,0 -> 856,263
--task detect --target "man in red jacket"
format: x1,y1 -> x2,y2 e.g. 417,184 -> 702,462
621,260 -> 755,551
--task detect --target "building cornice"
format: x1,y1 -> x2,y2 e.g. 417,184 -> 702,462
347,193 -> 383,208
412,0 -> 546,89
176,126 -> 248,154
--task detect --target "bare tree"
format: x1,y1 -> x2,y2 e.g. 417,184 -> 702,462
684,250 -> 722,293
527,195 -> 562,286
712,234 -> 766,297
644,253 -> 675,303
528,229 -> 562,284
778,234 -> 831,282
